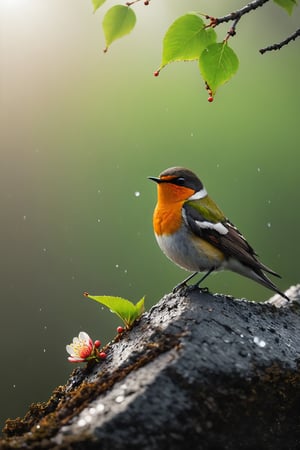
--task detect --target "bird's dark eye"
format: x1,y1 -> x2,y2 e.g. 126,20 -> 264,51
174,177 -> 185,185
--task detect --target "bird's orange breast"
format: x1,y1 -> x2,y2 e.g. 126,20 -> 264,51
153,203 -> 183,236
152,182 -> 194,236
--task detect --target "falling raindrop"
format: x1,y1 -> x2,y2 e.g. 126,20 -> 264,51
267,222 -> 271,228
97,218 -> 101,223
134,191 -> 140,198
257,168 -> 261,173
23,215 -> 27,221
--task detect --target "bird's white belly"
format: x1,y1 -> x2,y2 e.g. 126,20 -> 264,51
155,229 -> 224,272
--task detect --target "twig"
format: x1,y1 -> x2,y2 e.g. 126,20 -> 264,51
205,0 -> 270,43
210,0 -> 270,26
259,28 -> 300,54
224,17 -> 241,42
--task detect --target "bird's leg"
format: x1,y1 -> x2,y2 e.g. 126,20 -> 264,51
193,267 -> 215,288
172,272 -> 198,293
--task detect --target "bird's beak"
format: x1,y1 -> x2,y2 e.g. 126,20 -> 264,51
148,176 -> 162,184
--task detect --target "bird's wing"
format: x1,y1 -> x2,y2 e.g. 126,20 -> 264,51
183,200 -> 279,277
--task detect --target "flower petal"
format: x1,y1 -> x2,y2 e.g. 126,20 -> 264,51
68,356 -> 85,362
79,331 -> 92,345
66,344 -> 75,356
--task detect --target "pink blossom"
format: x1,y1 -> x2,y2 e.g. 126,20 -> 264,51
66,331 -> 94,363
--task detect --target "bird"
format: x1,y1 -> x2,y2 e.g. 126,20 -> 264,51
148,166 -> 289,301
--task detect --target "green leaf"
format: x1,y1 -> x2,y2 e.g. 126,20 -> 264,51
135,296 -> 145,317
102,5 -> 136,51
92,0 -> 106,13
199,42 -> 239,95
160,13 -> 217,70
273,0 -> 297,15
86,294 -> 144,328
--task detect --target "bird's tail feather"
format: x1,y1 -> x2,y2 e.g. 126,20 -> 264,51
253,268 -> 289,301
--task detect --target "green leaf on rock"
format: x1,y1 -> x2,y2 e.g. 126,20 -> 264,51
160,13 -> 217,70
85,294 -> 145,328
102,5 -> 136,51
92,0 -> 106,13
199,42 -> 239,94
273,0 -> 297,15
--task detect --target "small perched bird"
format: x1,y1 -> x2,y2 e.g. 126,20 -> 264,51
149,167 -> 289,300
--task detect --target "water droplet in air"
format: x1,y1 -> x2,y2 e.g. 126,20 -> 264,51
97,218 -> 101,223
115,264 -> 119,269
23,215 -> 27,221
115,395 -> 125,403
134,191 -> 140,197
267,222 -> 271,228
257,168 -> 261,173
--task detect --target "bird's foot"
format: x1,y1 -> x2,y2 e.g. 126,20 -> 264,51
190,284 -> 210,293
172,281 -> 187,294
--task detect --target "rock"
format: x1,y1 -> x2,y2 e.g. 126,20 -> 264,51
2,285 -> 300,450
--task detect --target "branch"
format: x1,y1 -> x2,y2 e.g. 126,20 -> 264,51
205,0 -> 270,43
259,28 -> 300,54
212,0 -> 270,25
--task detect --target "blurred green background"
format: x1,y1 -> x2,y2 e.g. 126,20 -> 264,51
1,0 -> 299,431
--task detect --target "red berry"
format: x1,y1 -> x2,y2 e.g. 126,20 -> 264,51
208,96 -> 214,102
117,326 -> 124,334
153,70 -> 160,77
94,340 -> 101,348
99,352 -> 107,359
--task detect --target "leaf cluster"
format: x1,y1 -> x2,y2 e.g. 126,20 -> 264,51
92,0 -> 298,100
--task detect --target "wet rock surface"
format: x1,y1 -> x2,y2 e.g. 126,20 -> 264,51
1,285 -> 300,449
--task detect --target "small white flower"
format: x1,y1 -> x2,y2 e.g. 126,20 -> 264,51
66,331 -> 94,363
